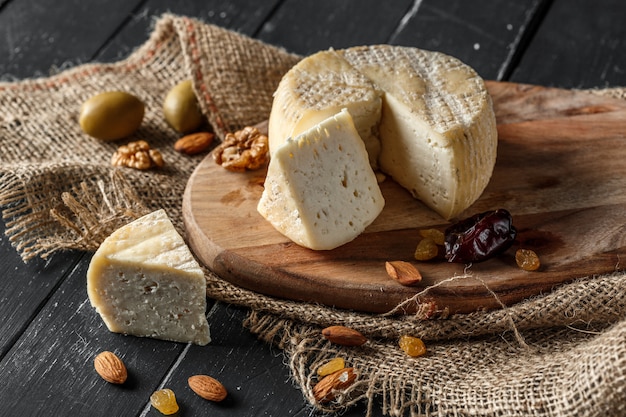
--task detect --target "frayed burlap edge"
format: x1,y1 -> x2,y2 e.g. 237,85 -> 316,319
0,165 -> 152,259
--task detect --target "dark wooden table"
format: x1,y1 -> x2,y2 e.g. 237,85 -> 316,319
1,1 -> 625,416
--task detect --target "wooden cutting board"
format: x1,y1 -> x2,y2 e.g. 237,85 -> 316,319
182,81 -> 626,315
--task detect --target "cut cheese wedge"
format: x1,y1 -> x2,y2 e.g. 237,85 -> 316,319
258,109 -> 384,250
269,45 -> 497,220
87,209 -> 210,345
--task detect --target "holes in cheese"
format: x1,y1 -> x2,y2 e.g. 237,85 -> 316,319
87,209 -> 210,345
258,109 -> 384,250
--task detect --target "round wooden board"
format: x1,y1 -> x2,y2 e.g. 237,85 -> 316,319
182,82 -> 626,314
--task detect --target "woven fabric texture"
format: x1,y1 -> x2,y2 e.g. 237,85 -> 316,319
1,14 -> 625,417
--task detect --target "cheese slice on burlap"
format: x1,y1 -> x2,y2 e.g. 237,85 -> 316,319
87,209 -> 210,345
258,109 -> 384,250
269,45 -> 497,220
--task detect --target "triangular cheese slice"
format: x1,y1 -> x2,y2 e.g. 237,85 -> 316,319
87,209 -> 210,345
258,109 -> 384,250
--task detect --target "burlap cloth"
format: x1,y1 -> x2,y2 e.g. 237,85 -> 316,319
1,14 -> 625,416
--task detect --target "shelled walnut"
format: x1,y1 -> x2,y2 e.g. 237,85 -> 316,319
213,126 -> 269,171
111,140 -> 165,170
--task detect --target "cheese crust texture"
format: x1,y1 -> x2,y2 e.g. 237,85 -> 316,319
268,45 -> 497,221
258,109 -> 384,250
87,209 -> 210,345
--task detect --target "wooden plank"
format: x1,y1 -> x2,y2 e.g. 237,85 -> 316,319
0,0 -> 142,78
0,223 -> 83,358
510,0 -> 626,88
96,0 -> 282,62
256,0 -> 414,55
388,0 -> 551,80
143,303 -> 302,415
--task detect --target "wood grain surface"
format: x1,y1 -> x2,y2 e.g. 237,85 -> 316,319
183,81 -> 626,314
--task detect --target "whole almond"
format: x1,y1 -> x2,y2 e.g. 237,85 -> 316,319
188,375 -> 228,402
313,367 -> 357,403
94,351 -> 127,384
174,132 -> 214,155
385,260 -> 423,286
321,325 -> 367,346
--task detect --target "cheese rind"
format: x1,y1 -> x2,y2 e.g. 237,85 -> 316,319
268,49 -> 383,167
87,209 -> 210,345
269,45 -> 497,220
258,109 -> 384,250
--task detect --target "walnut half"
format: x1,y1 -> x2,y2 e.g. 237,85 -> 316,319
111,140 -> 165,170
213,126 -> 269,172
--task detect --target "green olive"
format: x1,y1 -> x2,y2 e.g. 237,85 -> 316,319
163,80 -> 203,134
79,91 -> 145,141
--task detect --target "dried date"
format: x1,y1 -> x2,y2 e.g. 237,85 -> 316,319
444,209 -> 516,263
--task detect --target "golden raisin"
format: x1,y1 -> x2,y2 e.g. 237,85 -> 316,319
414,238 -> 439,261
398,335 -> 427,357
150,388 -> 179,415
317,357 -> 345,377
515,248 -> 541,271
419,228 -> 445,245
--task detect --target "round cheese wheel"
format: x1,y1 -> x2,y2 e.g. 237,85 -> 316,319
268,45 -> 497,220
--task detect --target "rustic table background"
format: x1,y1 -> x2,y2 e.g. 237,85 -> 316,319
1,1 -> 625,416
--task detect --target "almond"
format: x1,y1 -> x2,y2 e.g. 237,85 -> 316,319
94,351 -> 127,384
321,325 -> 367,346
174,132 -> 214,155
188,374 -> 228,402
313,367 -> 357,403
385,260 -> 423,286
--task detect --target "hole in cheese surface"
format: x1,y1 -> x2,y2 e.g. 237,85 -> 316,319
87,209 -> 210,345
